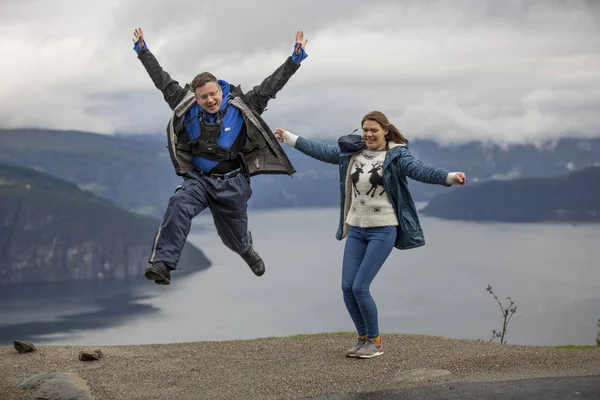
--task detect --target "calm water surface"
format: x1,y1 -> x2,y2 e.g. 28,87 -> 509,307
1,208 -> 598,346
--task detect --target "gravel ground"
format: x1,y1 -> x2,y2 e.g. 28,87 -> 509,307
1,333 -> 599,399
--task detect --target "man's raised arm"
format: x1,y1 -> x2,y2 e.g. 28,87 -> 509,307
132,27 -> 187,111
244,30 -> 309,115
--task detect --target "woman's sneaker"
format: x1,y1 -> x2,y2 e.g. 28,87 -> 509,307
345,336 -> 367,357
355,339 -> 384,358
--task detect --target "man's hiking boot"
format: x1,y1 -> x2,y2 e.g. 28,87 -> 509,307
144,261 -> 171,285
345,336 -> 368,357
355,339 -> 384,358
241,248 -> 265,276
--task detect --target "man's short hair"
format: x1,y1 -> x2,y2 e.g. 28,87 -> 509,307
191,72 -> 218,92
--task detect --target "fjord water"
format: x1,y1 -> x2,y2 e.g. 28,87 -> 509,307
1,207 -> 598,346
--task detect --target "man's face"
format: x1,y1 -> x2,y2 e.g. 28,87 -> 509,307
195,81 -> 222,114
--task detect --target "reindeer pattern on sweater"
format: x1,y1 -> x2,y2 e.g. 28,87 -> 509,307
346,149 -> 399,228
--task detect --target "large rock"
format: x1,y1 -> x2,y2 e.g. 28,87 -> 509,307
18,372 -> 94,399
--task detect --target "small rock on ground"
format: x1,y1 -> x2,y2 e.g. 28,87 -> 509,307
79,349 -> 103,361
13,340 -> 36,353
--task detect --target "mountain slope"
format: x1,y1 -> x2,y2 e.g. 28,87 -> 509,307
2,128 -> 599,217
421,166 -> 600,222
0,128 -> 176,217
0,163 -> 211,284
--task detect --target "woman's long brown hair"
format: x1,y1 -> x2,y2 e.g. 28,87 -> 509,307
361,111 -> 407,144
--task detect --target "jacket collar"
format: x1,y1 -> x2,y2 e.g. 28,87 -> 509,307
338,134 -> 407,156
388,141 -> 406,149
175,91 -> 196,118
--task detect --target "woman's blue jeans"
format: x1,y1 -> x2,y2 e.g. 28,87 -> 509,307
341,225 -> 397,338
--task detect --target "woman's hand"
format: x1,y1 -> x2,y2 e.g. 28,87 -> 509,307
273,128 -> 286,142
454,172 -> 466,185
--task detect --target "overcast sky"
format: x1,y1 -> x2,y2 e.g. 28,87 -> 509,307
1,0 -> 599,144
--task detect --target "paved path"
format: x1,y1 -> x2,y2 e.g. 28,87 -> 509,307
308,375 -> 600,400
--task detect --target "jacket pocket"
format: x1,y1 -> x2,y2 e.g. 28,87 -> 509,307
401,208 -> 419,231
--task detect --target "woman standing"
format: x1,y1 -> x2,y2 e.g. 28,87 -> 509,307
273,111 -> 466,359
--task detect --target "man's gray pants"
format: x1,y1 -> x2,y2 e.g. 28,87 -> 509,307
148,169 -> 253,268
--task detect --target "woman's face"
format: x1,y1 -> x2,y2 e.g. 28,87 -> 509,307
362,120 -> 389,150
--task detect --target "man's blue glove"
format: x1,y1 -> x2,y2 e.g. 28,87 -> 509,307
291,42 -> 308,65
133,39 -> 147,55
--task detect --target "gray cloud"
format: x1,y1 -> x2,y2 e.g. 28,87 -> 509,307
1,0 -> 599,144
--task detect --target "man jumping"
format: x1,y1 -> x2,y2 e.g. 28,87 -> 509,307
132,27 -> 308,284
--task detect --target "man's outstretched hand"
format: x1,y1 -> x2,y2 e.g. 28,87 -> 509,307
295,30 -> 308,54
291,30 -> 308,64
132,27 -> 147,54
133,27 -> 144,46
